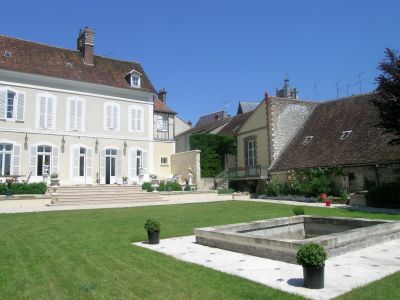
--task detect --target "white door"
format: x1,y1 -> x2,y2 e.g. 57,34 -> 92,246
105,149 -> 117,184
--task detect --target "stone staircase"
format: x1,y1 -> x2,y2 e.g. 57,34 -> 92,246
49,185 -> 164,206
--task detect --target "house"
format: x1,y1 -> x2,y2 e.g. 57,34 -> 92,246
230,90 -> 400,193
0,27 -> 176,185
269,93 -> 400,193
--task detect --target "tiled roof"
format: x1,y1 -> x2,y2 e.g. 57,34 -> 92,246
176,117 -> 232,137
270,93 -> 400,171
195,111 -> 229,127
153,99 -> 176,114
0,35 -> 156,93
218,111 -> 253,135
237,101 -> 259,114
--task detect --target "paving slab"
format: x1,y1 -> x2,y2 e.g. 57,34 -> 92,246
134,236 -> 400,300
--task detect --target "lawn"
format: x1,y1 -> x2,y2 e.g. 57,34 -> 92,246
0,201 -> 399,299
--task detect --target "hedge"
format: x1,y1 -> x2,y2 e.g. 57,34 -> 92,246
366,182 -> 400,208
0,182 -> 47,195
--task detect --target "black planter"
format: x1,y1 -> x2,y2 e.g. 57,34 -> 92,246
303,266 -> 324,289
147,230 -> 160,244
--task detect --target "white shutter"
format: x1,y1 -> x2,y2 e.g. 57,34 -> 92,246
29,146 -> 37,175
100,149 -> 106,184
69,99 -> 76,130
86,148 -> 93,178
131,108 -> 137,131
39,96 -> 46,128
137,109 -> 142,131
130,148 -> 137,179
112,105 -> 118,130
142,151 -> 148,175
0,90 -> 5,119
76,100 -> 82,131
116,149 -> 122,179
51,146 -> 59,175
12,144 -> 21,175
16,93 -> 25,121
46,98 -> 53,129
72,147 -> 79,177
106,105 -> 113,129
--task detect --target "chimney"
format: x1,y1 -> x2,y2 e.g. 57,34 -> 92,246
158,88 -> 167,103
77,27 -> 95,66
188,120 -> 192,127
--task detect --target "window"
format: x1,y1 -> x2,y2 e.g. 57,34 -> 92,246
130,74 -> 141,87
37,94 -> 56,129
156,114 -> 168,131
340,130 -> 352,140
67,97 -> 85,132
104,102 -> 120,131
247,140 -> 256,167
160,156 -> 169,165
37,146 -> 52,176
0,88 -> 25,121
302,136 -> 313,145
130,105 -> 143,132
79,147 -> 86,176
0,143 -> 12,175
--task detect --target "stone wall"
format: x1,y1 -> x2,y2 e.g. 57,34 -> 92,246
171,150 -> 201,184
269,99 -> 316,161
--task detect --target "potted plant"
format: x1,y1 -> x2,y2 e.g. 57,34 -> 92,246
320,193 -> 327,201
122,176 -> 128,185
144,218 -> 161,244
296,242 -> 327,289
49,173 -> 60,186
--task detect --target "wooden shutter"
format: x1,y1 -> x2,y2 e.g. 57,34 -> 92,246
51,146 -> 59,175
116,149 -> 122,179
112,105 -> 118,130
0,90 -> 5,119
46,98 -> 54,129
142,150 -> 148,175
130,148 -> 137,179
72,147 -> 79,177
12,144 -> 21,175
39,96 -> 46,128
86,148 -> 93,178
16,93 -> 25,121
29,146 -> 37,175
131,108 -> 137,131
100,149 -> 106,184
106,105 -> 113,129
69,98 -> 76,130
137,109 -> 142,131
76,100 -> 82,131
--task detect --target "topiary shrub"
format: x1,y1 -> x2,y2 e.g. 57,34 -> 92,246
0,182 -> 47,195
144,218 -> 161,233
141,182 -> 152,190
296,243 -> 327,268
293,206 -> 305,215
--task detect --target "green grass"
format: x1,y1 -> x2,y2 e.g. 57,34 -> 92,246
0,201 -> 399,299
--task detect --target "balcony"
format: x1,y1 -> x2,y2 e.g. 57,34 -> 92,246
227,165 -> 269,180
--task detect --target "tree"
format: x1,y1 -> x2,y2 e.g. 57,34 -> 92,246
373,48 -> 400,145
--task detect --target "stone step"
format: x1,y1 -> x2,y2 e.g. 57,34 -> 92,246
51,190 -> 148,196
50,186 -> 142,192
52,198 -> 166,206
53,194 -> 159,201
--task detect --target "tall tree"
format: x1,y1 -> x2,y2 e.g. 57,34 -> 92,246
373,48 -> 400,145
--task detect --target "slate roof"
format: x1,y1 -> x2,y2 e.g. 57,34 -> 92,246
270,93 -> 400,171
195,111 -> 229,127
237,101 -> 259,114
153,99 -> 176,114
176,116 -> 232,137
218,111 -> 253,135
0,35 -> 156,93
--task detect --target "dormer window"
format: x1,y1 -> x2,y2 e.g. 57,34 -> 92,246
3,51 -> 12,58
340,130 -> 352,140
302,136 -> 313,145
128,69 -> 142,88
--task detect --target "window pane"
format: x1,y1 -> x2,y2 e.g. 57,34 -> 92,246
111,149 -> 117,155
80,147 -> 86,154
0,144 -> 3,151
5,144 -> 12,151
37,155 -> 43,176
45,146 -> 51,153
38,146 -> 43,152
0,154 -> 3,175
111,158 -> 115,176
106,149 -> 110,155
4,154 -> 11,175
7,91 -> 15,119
79,156 -> 85,176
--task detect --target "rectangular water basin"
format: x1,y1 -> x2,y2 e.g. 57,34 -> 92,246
194,216 -> 400,263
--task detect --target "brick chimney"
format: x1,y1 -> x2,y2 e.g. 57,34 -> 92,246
158,88 -> 167,103
77,27 -> 95,66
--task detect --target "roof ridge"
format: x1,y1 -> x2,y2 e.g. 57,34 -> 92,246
0,34 -> 142,65
318,91 -> 378,104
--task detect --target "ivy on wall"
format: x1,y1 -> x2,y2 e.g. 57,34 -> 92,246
190,134 -> 235,177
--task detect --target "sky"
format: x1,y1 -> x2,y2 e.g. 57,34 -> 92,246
1,0 -> 399,123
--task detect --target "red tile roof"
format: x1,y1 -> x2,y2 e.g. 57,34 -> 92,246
153,99 -> 176,114
0,35 -> 156,93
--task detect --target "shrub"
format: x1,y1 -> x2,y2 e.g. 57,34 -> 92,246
144,218 -> 161,233
157,181 -> 182,192
0,182 -> 47,195
366,182 -> 400,208
293,206 -> 305,215
265,180 -> 292,196
141,182 -> 152,190
146,186 -> 154,192
296,243 -> 327,268
217,188 -> 235,194
339,190 -> 349,201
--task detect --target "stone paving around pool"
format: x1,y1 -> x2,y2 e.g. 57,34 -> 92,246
134,236 -> 400,300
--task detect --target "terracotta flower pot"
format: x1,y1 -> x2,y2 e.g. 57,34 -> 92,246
320,193 -> 327,200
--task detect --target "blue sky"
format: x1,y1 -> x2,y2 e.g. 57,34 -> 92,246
1,0 -> 399,123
